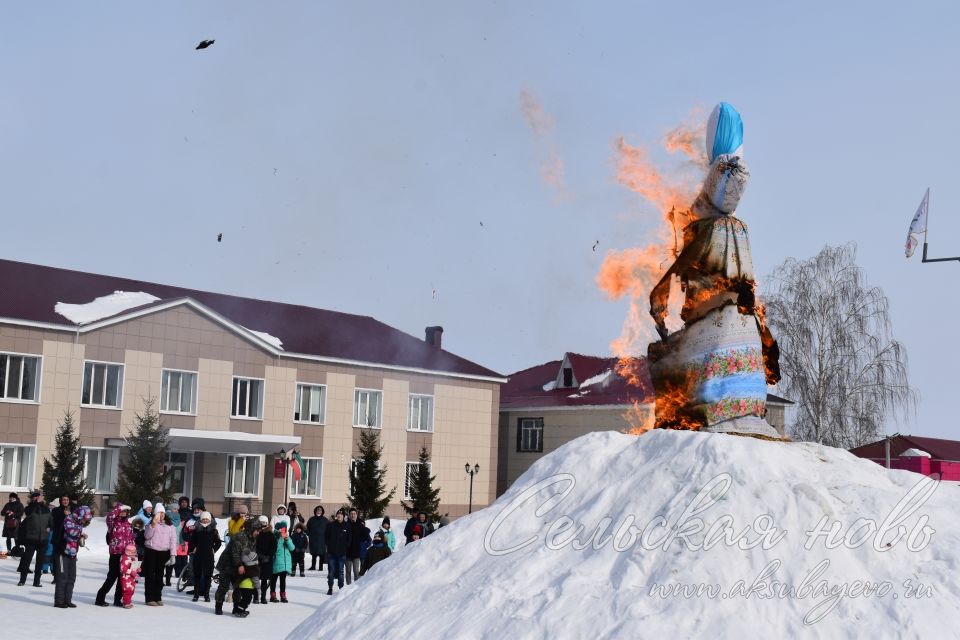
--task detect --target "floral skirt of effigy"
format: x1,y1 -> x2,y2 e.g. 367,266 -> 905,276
647,303 -> 773,433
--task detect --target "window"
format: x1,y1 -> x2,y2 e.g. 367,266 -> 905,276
290,457 -> 323,497
294,384 -> 326,424
231,377 -> 264,419
404,461 -> 432,500
0,353 -> 41,402
349,458 -> 379,495
517,418 -> 544,452
407,394 -> 434,432
353,389 -> 382,427
81,361 -> 124,408
0,444 -> 35,490
225,454 -> 261,497
562,367 -> 574,388
160,370 -> 198,414
83,448 -> 117,494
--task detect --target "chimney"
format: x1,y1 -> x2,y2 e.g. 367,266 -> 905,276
425,326 -> 444,349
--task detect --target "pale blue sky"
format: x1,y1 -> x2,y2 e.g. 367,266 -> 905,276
2,2 -> 957,438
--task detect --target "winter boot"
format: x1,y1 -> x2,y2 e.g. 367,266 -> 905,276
326,585 -> 333,595
270,592 -> 279,603
214,601 -> 223,616
252,592 -> 259,604
280,592 -> 288,603
192,594 -> 199,602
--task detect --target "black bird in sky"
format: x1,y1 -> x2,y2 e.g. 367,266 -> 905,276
196,39 -> 215,50
217,233 -> 222,242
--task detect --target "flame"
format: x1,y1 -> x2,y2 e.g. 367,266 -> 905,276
623,399 -> 654,434
662,109 -> 708,167
519,89 -> 554,136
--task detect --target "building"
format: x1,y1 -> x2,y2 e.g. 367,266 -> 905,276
849,435 -> 960,481
497,352 -> 792,495
0,259 -> 505,517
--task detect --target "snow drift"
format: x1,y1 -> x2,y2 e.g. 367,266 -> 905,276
290,430 -> 960,639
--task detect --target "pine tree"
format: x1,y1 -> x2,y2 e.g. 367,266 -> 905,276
347,428 -> 396,519
401,445 -> 441,521
114,398 -> 173,508
40,410 -> 94,506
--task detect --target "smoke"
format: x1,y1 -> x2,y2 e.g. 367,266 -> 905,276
519,89 -> 570,201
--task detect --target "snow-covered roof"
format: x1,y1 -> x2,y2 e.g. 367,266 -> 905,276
55,291 -> 160,325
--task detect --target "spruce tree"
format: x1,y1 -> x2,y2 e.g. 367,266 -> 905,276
40,410 -> 94,506
114,398 -> 173,508
401,445 -> 441,521
347,428 -> 396,519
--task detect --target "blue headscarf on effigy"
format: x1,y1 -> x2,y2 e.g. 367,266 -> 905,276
706,102 -> 744,163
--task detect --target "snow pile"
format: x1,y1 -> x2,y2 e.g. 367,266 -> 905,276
290,430 -> 960,639
542,380 -> 557,391
55,291 -> 160,325
579,368 -> 612,388
244,327 -> 284,350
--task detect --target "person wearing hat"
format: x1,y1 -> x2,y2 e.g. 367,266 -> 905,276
233,549 -> 261,617
16,491 -> 51,587
2,492 -> 24,552
214,516 -> 261,615
307,506 -> 328,571
49,494 -> 74,581
133,500 -> 154,528
187,510 -> 221,602
379,516 -> 397,552
142,502 -> 177,605
53,505 -> 92,608
227,504 -> 248,541
95,502 -> 134,607
270,504 -> 290,530
256,515 -> 278,603
360,530 -> 392,577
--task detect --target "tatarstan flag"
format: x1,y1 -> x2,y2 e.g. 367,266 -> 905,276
290,451 -> 304,482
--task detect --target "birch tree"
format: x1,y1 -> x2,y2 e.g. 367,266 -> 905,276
764,243 -> 916,447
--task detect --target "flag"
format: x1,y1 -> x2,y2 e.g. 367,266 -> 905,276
290,451 -> 304,482
905,188 -> 929,258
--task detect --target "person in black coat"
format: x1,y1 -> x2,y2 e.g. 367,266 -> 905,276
307,506 -> 327,571
404,511 -> 435,544
324,510 -> 350,594
187,512 -> 221,602
16,492 -> 51,587
255,516 -> 277,604
177,496 -> 192,527
2,492 -> 24,552
360,530 -> 392,577
49,495 -> 73,580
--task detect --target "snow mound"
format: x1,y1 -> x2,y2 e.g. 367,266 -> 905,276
244,327 -> 284,350
289,430 -> 960,640
55,291 -> 160,325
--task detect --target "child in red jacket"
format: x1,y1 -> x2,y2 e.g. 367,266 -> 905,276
120,543 -> 142,608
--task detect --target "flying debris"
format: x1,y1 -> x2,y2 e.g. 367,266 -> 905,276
592,240 -> 599,252
480,221 -> 484,227
217,233 -> 222,243
196,39 -> 215,50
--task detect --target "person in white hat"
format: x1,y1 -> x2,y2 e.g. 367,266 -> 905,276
133,500 -> 154,528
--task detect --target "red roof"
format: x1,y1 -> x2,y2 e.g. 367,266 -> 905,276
0,258 -> 502,379
850,435 -> 960,462
500,353 -> 654,410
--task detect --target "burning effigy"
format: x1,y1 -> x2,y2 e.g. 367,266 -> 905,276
646,103 -> 782,438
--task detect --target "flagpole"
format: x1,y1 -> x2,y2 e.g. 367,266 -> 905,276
920,188 -> 960,264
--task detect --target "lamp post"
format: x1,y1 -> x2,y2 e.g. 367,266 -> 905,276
465,463 -> 480,514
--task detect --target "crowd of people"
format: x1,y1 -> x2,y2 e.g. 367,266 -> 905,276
3,491 -> 441,617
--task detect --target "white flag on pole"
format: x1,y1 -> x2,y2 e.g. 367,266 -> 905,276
905,188 -> 929,258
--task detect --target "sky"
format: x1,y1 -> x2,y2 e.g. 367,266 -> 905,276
1,2 -> 958,439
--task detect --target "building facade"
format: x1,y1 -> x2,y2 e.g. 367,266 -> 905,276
497,352 -> 792,495
0,259 -> 504,517
849,435 -> 960,481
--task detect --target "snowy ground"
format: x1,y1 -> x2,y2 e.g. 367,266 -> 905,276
0,517 -> 332,638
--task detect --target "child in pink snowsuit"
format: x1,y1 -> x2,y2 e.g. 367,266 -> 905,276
120,543 -> 141,608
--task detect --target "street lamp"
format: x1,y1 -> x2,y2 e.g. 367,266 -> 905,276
465,463 -> 480,514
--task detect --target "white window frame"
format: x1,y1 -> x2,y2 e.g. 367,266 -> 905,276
289,457 -> 323,498
407,394 -> 434,432
231,376 -> 265,420
404,460 -> 432,500
0,444 -> 36,491
294,383 -> 327,425
224,454 -> 263,498
353,388 -> 383,428
0,352 -> 42,404
82,447 -> 119,494
81,360 -> 125,409
160,369 -> 198,415
518,418 -> 544,453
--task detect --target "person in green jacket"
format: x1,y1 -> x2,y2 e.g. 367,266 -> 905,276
271,522 -> 294,603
